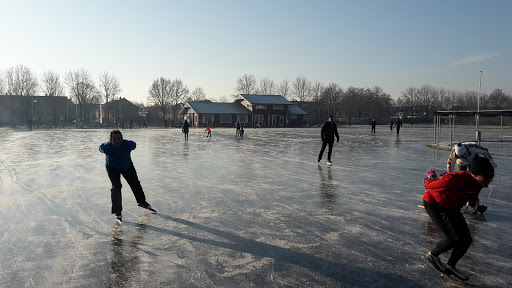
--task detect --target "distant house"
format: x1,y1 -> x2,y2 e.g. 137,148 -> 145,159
179,94 -> 308,127
236,94 -> 307,127
179,100 -> 251,127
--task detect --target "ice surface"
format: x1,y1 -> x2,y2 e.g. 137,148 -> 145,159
0,125 -> 511,287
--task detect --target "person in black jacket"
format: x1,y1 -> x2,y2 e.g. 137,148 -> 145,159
318,116 -> 340,165
182,120 -> 190,141
370,119 -> 377,134
395,118 -> 402,135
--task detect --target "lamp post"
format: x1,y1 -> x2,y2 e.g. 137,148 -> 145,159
476,71 -> 482,144
32,98 -> 37,121
478,71 -> 482,111
30,98 -> 37,130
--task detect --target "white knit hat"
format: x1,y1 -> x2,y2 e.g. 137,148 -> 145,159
454,143 -> 467,156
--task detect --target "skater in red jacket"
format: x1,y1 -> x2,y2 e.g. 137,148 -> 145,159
422,155 -> 494,281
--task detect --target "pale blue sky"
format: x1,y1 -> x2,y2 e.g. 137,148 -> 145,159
1,0 -> 511,104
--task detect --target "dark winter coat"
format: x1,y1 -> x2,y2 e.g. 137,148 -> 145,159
182,121 -> 189,133
99,140 -> 136,172
320,121 -> 339,143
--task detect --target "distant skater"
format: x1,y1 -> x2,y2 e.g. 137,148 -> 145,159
395,118 -> 402,135
99,130 -> 154,224
204,126 -> 212,137
370,119 -> 377,134
390,119 -> 394,130
423,155 -> 494,282
239,127 -> 244,137
182,120 -> 190,141
317,116 -> 339,165
235,120 -> 241,137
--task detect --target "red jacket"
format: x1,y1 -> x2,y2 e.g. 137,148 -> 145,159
423,171 -> 482,211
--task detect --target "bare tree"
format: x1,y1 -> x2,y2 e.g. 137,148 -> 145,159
463,91 -> 478,110
236,74 -> 257,95
259,77 -> 276,95
310,81 -> 324,102
395,97 -> 404,107
148,77 -> 172,123
293,76 -> 311,101
188,87 -> 206,101
322,83 -> 342,120
340,86 -> 360,124
98,72 -> 121,125
5,64 -> 39,96
434,87 -> 448,110
489,89 -> 511,109
64,68 -> 98,123
218,95 -> 230,103
366,86 -> 391,120
41,71 -> 65,96
278,80 -> 290,99
170,78 -> 189,121
0,71 -> 5,94
41,71 -> 66,126
446,89 -> 458,109
418,84 -> 436,107
5,64 -> 39,126
399,86 -> 422,107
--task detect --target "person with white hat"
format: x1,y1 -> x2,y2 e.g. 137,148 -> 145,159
446,142 -> 497,214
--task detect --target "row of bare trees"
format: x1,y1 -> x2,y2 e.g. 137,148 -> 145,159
235,74 -> 313,101
0,64 -> 122,124
3,66 -> 511,126
234,74 -> 512,124
0,65 -> 211,126
397,84 -> 512,111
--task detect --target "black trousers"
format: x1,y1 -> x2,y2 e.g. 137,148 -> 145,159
318,141 -> 334,161
106,165 -> 148,216
423,200 -> 472,267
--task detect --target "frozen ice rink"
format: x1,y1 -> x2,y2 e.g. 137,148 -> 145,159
1,125 -> 511,287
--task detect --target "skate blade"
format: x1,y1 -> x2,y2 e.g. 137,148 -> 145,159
138,204 -> 157,213
440,274 -> 475,287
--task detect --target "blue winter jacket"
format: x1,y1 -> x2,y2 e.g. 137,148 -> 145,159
99,140 -> 136,171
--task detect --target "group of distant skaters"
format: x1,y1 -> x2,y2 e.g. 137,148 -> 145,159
179,119 -> 245,141
368,118 -> 403,135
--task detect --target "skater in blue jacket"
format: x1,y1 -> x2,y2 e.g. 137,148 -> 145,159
99,130 -> 154,223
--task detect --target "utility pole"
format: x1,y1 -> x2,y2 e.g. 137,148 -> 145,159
476,71 -> 482,144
